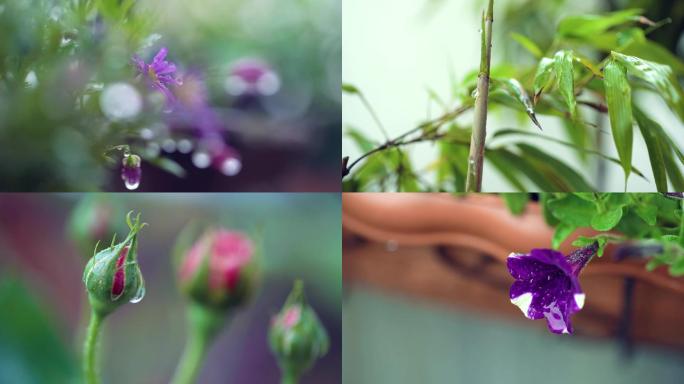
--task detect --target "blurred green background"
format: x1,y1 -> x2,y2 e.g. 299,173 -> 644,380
0,0 -> 340,191
0,193 -> 341,383
343,286 -> 684,384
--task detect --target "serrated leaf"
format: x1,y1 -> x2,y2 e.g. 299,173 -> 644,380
547,194 -> 596,227
633,107 -> 667,192
610,51 -> 684,120
554,50 -> 576,118
510,33 -> 543,58
557,9 -> 642,39
603,59 -> 633,184
533,57 -> 555,103
495,78 -> 542,130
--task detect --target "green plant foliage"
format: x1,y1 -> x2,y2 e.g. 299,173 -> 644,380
603,59 -> 634,184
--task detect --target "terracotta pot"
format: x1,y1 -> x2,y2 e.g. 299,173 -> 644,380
343,193 -> 684,349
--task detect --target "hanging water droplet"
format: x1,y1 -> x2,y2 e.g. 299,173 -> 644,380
125,179 -> 140,190
130,284 -> 145,303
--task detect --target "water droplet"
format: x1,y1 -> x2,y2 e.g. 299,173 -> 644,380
162,138 -> 177,153
177,139 -> 193,154
130,284 -> 145,303
125,179 -> 140,190
100,82 -> 142,121
192,151 -> 211,168
220,157 -> 242,176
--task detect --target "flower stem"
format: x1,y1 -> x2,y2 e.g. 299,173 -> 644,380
466,0 -> 494,192
83,310 -> 104,384
281,369 -> 300,384
170,303 -> 225,384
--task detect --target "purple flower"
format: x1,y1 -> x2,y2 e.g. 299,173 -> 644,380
132,47 -> 182,103
121,154 -> 142,190
506,243 -> 598,334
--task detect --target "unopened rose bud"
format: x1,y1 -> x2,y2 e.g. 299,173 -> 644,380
68,197 -> 124,259
83,211 -> 146,317
121,154 -> 142,190
269,280 -> 329,382
177,228 -> 258,311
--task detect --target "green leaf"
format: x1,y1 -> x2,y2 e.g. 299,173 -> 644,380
554,50 -> 576,118
557,9 -> 642,40
603,59 -> 633,183
610,51 -> 684,120
342,83 -> 360,94
572,235 -> 621,257
547,194 -> 596,227
633,107 -> 667,192
502,193 -> 529,215
533,57 -> 555,103
485,150 -> 527,192
552,222 -> 576,249
345,127 -> 376,153
635,203 -> 658,226
516,144 -> 594,191
491,129 -> 648,179
146,157 -> 186,178
510,32 -> 543,58
591,206 -> 623,231
494,78 -> 542,130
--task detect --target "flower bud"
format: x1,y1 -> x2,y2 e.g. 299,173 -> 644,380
177,228 -> 258,311
68,196 -> 125,259
269,280 -> 329,379
83,211 -> 146,317
121,154 -> 142,190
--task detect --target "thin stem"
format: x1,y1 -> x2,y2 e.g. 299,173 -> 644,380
170,304 -> 226,384
358,93 -> 390,141
83,310 -> 104,384
343,105 -> 471,177
465,0 -> 494,192
281,369 -> 300,384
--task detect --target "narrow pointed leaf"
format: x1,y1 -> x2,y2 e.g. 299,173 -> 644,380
610,51 -> 684,120
557,9 -> 642,39
533,57 -> 555,103
633,107 -> 667,192
516,143 -> 594,191
510,33 -> 543,58
603,59 -> 633,183
554,50 -> 576,118
495,78 -> 542,130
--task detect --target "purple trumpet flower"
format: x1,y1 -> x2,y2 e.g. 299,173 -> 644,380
132,47 -> 182,103
506,243 -> 598,334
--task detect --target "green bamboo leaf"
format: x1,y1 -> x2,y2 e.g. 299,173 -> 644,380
610,51 -> 684,120
603,59 -> 633,184
494,78 -> 542,130
573,54 -> 603,78
557,9 -> 643,39
664,148 -> 684,190
510,33 -> 543,58
516,143 -> 594,191
533,57 -> 555,103
633,107 -> 667,192
487,149 -> 557,191
491,129 -> 647,179
485,150 -> 527,192
554,50 -> 576,118
345,127 -> 376,153
342,83 -> 360,94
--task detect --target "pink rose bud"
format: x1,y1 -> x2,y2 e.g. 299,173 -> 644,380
177,228 -> 258,310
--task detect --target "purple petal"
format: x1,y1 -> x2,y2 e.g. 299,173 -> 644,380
507,253 -> 561,281
132,55 -> 146,73
152,47 -> 168,64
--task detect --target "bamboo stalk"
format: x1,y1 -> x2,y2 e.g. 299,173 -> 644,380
465,0 -> 494,192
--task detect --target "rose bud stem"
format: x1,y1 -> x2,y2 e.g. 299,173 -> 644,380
81,211 -> 147,384
170,304 -> 226,384
170,226 -> 259,384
